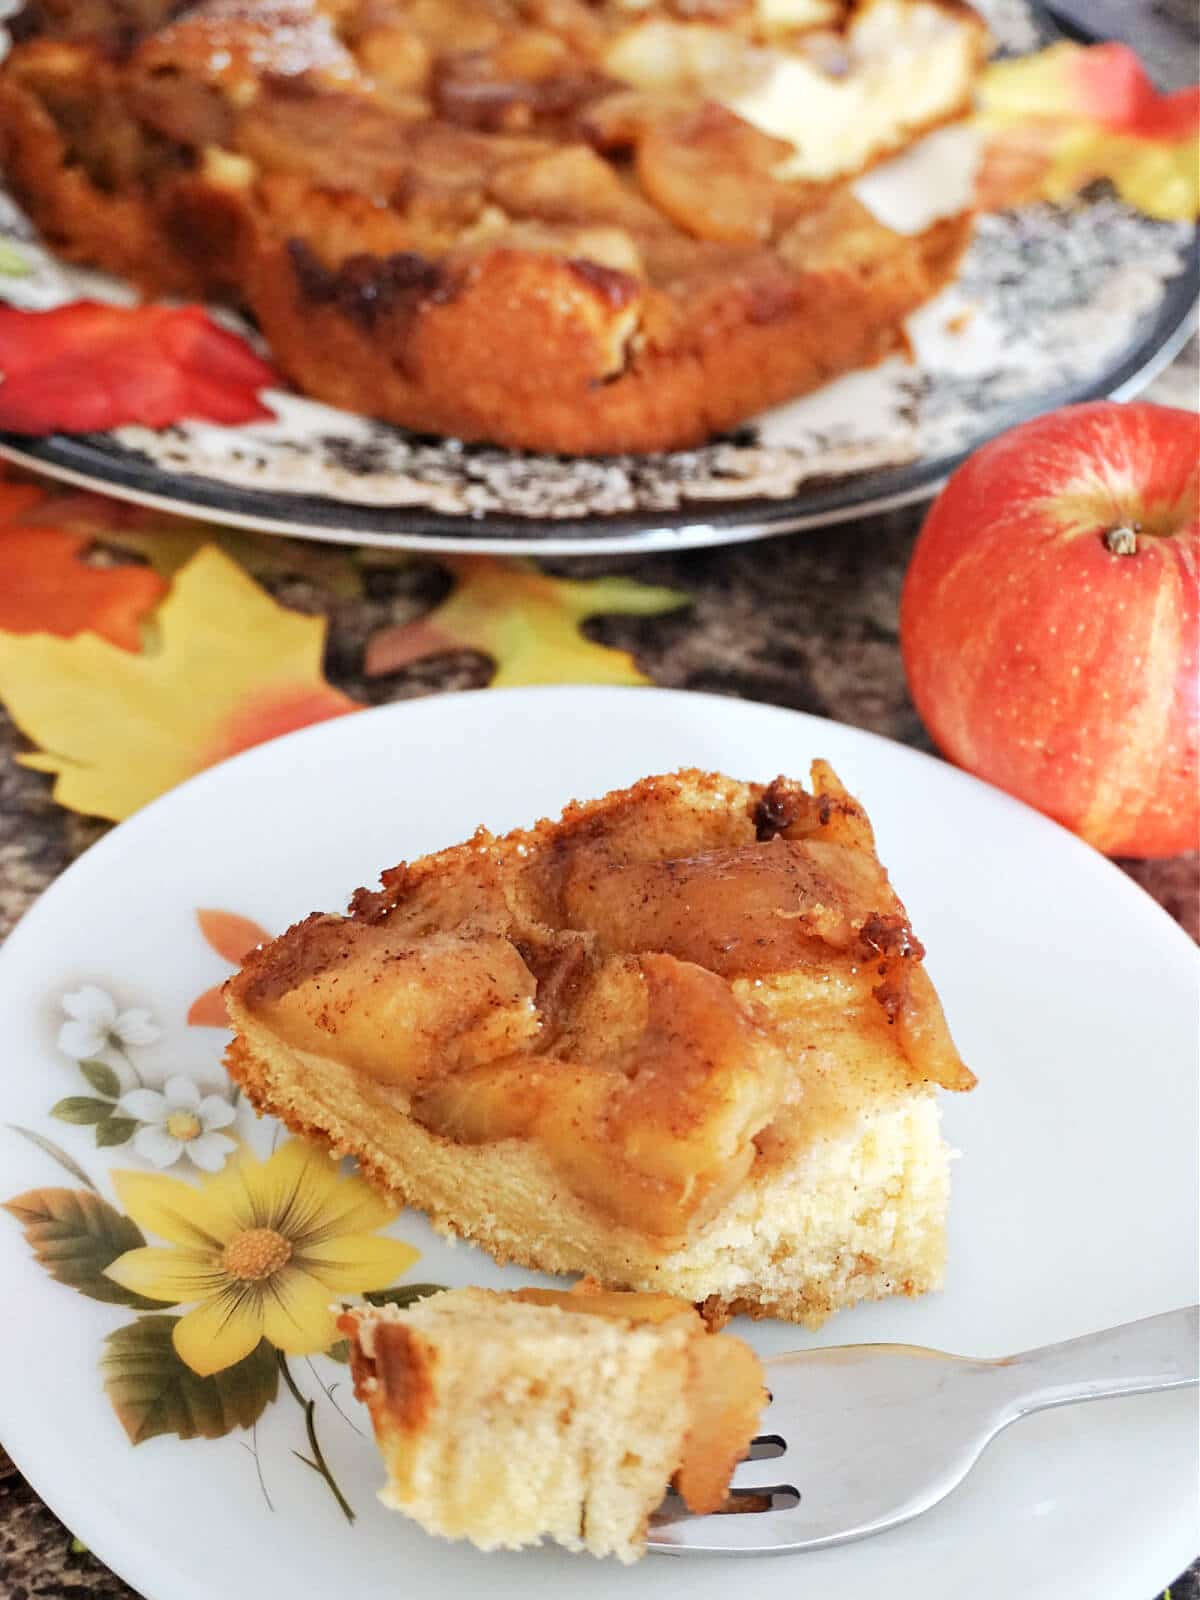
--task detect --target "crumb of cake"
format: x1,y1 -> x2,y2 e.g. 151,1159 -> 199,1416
342,1283 -> 765,1560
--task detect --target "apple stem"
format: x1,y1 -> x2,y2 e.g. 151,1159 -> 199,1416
1103,525 -> 1139,556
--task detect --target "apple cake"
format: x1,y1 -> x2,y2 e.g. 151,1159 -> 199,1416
224,764 -> 976,1327
0,0 -> 988,453
342,1281 -> 765,1560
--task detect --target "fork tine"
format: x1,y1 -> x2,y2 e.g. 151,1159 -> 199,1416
728,1452 -> 794,1492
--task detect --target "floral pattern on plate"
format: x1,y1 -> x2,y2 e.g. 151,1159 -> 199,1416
3,909 -> 439,1522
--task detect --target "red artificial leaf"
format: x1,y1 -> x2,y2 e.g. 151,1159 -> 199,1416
1073,44 -> 1200,140
187,985 -> 230,1028
0,524 -> 166,650
196,909 -> 270,965
0,302 -> 278,435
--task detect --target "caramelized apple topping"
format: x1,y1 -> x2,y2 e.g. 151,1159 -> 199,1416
635,103 -> 793,242
12,0 -> 986,318
487,144 -> 662,230
675,1321 -> 766,1513
511,1281 -> 701,1324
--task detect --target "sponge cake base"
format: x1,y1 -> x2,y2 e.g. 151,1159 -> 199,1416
227,1029 -> 949,1329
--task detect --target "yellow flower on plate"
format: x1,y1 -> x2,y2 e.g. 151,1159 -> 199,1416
104,1138 -> 419,1377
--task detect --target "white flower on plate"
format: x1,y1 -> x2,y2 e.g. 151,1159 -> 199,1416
117,1075 -> 238,1172
58,985 -> 161,1060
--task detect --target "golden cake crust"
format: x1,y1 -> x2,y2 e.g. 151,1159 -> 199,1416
246,206 -> 970,453
0,0 -> 986,453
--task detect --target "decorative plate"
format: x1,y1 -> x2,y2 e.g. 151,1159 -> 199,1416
0,687 -> 1195,1600
0,1 -> 1195,553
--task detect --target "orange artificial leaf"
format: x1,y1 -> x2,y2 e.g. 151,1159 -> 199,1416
196,909 -> 271,965
0,479 -> 48,521
0,473 -> 166,649
16,483 -> 368,599
187,985 -> 231,1028
365,557 -> 688,688
0,524 -> 166,651
0,544 -> 359,820
975,43 -> 1200,220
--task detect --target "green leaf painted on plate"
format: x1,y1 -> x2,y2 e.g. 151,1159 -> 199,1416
102,1318 -> 279,1444
362,1282 -> 447,1309
6,1125 -> 99,1193
2,1187 -> 162,1308
94,1115 -> 138,1149
79,1059 -> 121,1099
326,1339 -> 351,1364
0,240 -> 31,276
51,1096 -> 115,1125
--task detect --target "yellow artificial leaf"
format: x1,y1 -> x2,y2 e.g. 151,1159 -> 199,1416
0,545 -> 358,821
975,42 -> 1200,221
1034,126 -> 1199,222
364,556 -> 689,688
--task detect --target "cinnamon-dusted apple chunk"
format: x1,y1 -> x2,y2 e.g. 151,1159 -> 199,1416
342,1282 -> 766,1561
225,765 -> 975,1327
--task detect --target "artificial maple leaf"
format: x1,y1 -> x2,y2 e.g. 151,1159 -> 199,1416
19,484 -> 368,598
0,470 -> 166,648
364,557 -> 688,688
101,523 -> 369,597
0,302 -> 278,434
975,43 -> 1200,220
0,522 -> 166,651
0,545 -> 358,820
189,909 -> 272,1027
0,479 -> 45,520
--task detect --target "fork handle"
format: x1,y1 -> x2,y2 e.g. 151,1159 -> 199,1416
994,1306 -> 1199,1419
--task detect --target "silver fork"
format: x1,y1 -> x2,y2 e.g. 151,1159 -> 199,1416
648,1306 -> 1199,1555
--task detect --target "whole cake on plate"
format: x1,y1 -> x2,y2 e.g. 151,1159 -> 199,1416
0,0 -> 988,452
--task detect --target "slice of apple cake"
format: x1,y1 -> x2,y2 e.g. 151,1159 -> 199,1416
225,762 -> 975,1327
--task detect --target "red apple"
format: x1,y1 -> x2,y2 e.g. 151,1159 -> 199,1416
901,401 -> 1199,858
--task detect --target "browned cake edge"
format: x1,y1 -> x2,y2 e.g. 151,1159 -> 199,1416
244,210 -> 972,454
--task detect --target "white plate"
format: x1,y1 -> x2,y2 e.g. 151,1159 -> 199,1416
0,687 -> 1195,1600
